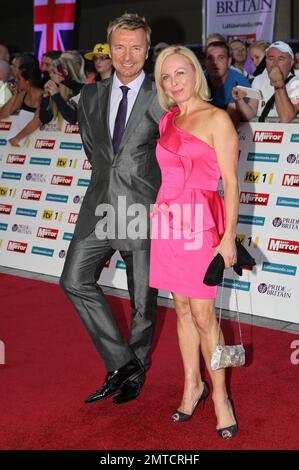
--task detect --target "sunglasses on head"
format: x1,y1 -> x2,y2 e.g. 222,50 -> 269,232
94,55 -> 110,61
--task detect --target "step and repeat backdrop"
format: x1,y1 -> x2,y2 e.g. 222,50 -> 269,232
0,118 -> 298,323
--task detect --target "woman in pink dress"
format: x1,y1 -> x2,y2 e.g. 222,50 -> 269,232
150,46 -> 240,439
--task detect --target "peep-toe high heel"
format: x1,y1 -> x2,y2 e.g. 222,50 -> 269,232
171,382 -> 209,423
216,399 -> 238,439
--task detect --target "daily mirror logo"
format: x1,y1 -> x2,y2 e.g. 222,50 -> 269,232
65,123 -> 80,134
268,238 -> 299,254
37,227 -> 59,240
7,241 -> 27,253
0,121 -> 12,131
0,204 -> 12,214
21,189 -> 42,201
253,131 -> 283,143
239,192 -> 269,205
282,174 -> 299,187
68,213 -> 78,224
51,175 -> 73,186
35,139 -> 55,149
6,154 -> 26,164
83,160 -> 91,170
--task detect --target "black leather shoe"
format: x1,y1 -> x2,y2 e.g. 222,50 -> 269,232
84,358 -> 144,404
112,374 -> 146,404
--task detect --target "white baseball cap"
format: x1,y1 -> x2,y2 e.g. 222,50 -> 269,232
266,41 -> 294,60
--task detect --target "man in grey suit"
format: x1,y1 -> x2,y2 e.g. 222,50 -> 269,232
60,13 -> 163,404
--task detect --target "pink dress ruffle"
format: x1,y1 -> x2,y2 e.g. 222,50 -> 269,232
149,107 -> 225,299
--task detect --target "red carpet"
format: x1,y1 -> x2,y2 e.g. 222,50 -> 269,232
0,273 -> 298,450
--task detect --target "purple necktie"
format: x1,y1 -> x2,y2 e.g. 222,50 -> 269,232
112,85 -> 130,154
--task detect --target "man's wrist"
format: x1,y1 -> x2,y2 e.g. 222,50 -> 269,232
274,83 -> 286,90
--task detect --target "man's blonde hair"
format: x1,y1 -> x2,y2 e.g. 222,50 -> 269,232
154,45 -> 210,110
107,13 -> 151,48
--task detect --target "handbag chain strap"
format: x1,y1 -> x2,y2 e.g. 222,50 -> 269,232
216,271 -> 244,346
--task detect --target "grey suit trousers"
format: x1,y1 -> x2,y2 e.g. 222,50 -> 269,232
60,231 -> 158,372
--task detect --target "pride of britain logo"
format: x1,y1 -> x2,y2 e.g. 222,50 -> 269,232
258,283 -> 292,298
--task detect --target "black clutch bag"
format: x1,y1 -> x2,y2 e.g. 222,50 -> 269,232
203,239 -> 256,286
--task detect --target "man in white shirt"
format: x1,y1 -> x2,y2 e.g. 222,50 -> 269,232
232,41 -> 299,122
0,59 -> 12,106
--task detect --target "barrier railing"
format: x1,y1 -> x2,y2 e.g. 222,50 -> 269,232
0,117 -> 298,322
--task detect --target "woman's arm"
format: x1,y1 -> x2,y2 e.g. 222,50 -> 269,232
9,108 -> 41,146
231,87 -> 259,121
0,92 -> 24,120
212,109 -> 240,268
39,95 -> 54,124
51,93 -> 78,124
62,78 -> 84,96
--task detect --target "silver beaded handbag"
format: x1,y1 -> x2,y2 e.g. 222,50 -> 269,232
211,275 -> 245,371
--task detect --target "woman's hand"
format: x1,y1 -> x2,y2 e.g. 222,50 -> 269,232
7,81 -> 19,96
214,237 -> 237,269
44,80 -> 59,96
9,136 -> 20,146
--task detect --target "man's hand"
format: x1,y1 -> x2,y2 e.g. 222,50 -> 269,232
232,86 -> 247,102
268,65 -> 285,86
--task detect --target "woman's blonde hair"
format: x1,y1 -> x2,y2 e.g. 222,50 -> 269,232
61,50 -> 86,82
154,45 -> 210,110
249,40 -> 270,54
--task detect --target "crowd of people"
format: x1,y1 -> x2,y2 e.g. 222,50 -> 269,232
0,33 -> 299,144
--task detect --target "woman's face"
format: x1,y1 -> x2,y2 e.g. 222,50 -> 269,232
160,53 -> 197,104
15,70 -> 29,91
11,57 -> 22,78
250,47 -> 265,68
93,54 -> 112,75
49,66 -> 65,83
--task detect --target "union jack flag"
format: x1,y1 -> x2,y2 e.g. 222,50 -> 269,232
34,0 -> 76,63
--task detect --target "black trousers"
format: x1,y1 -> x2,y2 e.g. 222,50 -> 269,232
60,230 -> 158,371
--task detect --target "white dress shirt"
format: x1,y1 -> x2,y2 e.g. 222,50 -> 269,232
109,70 -> 145,138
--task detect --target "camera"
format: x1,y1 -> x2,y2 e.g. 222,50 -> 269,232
7,78 -> 17,86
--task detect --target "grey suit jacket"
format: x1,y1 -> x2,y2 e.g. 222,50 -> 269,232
75,74 -> 163,250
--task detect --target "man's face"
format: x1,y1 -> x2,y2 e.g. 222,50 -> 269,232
231,41 -> 246,64
41,56 -> 53,73
266,47 -> 293,80
205,46 -> 231,81
110,27 -> 148,84
0,45 -> 9,62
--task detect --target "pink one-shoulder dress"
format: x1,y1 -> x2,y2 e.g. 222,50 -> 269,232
149,106 -> 226,299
